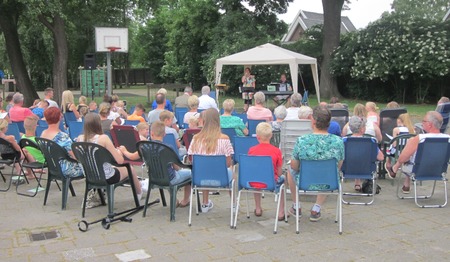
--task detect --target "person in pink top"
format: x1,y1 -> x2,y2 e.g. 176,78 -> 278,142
8,93 -> 34,122
246,91 -> 273,121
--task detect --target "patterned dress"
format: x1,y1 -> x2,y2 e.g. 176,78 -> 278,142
220,115 -> 246,137
53,132 -> 84,178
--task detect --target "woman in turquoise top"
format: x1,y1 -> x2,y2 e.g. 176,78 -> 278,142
220,99 -> 248,136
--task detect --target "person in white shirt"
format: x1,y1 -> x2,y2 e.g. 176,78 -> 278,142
284,93 -> 303,120
198,85 -> 218,110
44,88 -> 58,108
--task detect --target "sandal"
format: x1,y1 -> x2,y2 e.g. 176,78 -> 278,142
278,214 -> 289,221
354,184 -> 362,192
178,201 -> 190,208
254,209 -> 263,217
385,162 -> 396,179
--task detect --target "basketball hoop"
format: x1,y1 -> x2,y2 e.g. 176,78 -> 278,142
106,46 -> 121,52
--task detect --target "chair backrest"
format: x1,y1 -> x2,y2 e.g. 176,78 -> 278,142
234,113 -> 248,126
72,142 -> 116,187
298,159 -> 339,191
67,121 -> 84,141
6,123 -> 21,142
36,126 -> 46,137
0,137 -> 19,160
64,111 -> 77,123
436,102 -> 450,133
128,106 -> 136,115
182,128 -> 201,151
221,128 -> 237,146
192,155 -> 229,187
379,108 -> 407,144
35,137 -> 71,180
137,141 -> 182,186
38,120 -> 48,128
412,137 -> 450,180
330,109 -> 349,131
123,120 -> 140,126
110,125 -> 140,154
12,121 -> 25,134
19,138 -> 43,162
233,136 -> 258,164
390,133 -> 416,158
209,90 -> 217,101
248,119 -> 265,136
238,155 -> 275,191
270,130 -> 281,148
174,107 -> 189,129
280,120 -> 312,163
341,137 -> 378,178
162,133 -> 179,155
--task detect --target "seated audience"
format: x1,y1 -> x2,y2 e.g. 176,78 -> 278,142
89,101 -> 98,113
152,88 -> 173,112
183,95 -> 199,126
160,110 -> 186,156
9,93 -> 34,122
127,103 -> 146,123
392,111 -> 449,194
271,105 -> 287,131
175,86 -> 193,108
148,93 -> 178,129
248,122 -> 286,219
220,99 -> 248,136
21,115 -> 45,178
40,107 -> 84,178
120,121 -> 191,207
342,103 -> 382,142
188,109 -> 234,212
366,101 -> 380,126
198,86 -> 218,110
136,122 -> 150,141
99,102 -> 117,134
288,106 -> 344,221
32,100 -> 49,119
246,91 -> 273,121
386,101 -> 400,109
284,93 -> 302,120
0,118 -> 24,176
44,87 -> 58,108
5,93 -> 14,113
77,96 -> 89,117
61,90 -> 81,121
437,96 -> 449,106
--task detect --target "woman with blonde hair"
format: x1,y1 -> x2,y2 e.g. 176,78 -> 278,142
183,95 -> 199,126
365,101 -> 379,126
220,99 -> 248,136
61,90 -> 81,120
342,103 -> 382,142
188,108 -> 234,213
98,102 -> 118,134
151,88 -> 173,111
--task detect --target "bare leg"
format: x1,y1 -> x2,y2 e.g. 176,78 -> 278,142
315,194 -> 327,206
117,166 -> 142,194
202,190 -> 209,205
254,193 -> 262,214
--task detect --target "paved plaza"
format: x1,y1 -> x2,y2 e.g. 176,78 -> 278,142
1,165 -> 449,261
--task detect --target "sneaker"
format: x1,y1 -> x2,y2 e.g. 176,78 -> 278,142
140,179 -> 149,193
201,200 -> 214,213
385,162 -> 396,179
83,189 -> 103,209
309,210 -> 321,222
288,204 -> 302,218
402,186 -> 410,194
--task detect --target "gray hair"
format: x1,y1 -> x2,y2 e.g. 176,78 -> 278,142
348,116 -> 366,134
12,93 -> 24,104
222,99 -> 235,113
184,86 -> 193,93
290,93 -> 302,107
426,111 -> 443,129
298,106 -> 313,120
254,91 -> 265,104
274,105 -> 287,120
201,86 -> 210,95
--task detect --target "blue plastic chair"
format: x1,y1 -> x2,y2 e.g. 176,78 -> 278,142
162,133 -> 179,156
12,121 -> 25,134
36,126 -> 46,137
6,123 -> 21,142
128,106 -> 135,115
341,137 -> 379,205
189,155 -> 235,228
123,120 -> 140,126
234,113 -> 248,126
67,121 -> 84,141
209,90 -> 217,101
397,137 -> 450,208
296,159 -> 342,234
64,112 -> 77,123
247,119 -> 265,136
221,128 -> 237,147
233,155 -> 287,233
174,107 -> 189,129
233,136 -> 258,165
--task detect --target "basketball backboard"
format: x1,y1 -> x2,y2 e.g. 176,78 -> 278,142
95,27 -> 128,53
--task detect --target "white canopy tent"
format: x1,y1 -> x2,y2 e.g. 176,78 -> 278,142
215,43 -> 320,102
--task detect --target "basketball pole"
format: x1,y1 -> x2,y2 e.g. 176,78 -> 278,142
106,51 -> 112,96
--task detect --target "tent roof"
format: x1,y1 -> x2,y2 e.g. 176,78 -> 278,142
216,43 -> 317,65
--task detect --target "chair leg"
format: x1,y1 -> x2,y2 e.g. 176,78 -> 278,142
169,186 -> 178,222
82,185 -> 89,218
159,188 -> 167,206
188,187 -> 194,226
43,179 -> 52,206
414,179 -> 448,208
107,186 -> 115,217
69,183 -> 76,196
233,191 -> 242,229
61,179 -> 69,210
295,186 -> 300,234
142,188 -> 152,217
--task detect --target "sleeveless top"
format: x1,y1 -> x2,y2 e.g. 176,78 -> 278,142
79,134 -> 115,179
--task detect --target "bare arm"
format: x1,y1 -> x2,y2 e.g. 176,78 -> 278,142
101,135 -> 124,164
70,104 -> 81,119
118,146 -> 140,160
290,159 -> 300,172
392,136 -> 419,172
373,124 -> 382,142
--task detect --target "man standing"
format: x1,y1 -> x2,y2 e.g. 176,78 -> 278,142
174,86 -> 193,108
198,86 -> 218,110
44,88 -> 58,108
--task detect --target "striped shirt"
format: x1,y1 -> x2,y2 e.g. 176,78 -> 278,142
188,138 -> 234,156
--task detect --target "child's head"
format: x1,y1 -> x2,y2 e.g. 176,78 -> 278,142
365,102 -> 378,112
116,100 -> 125,109
79,96 -> 87,105
136,122 -> 149,138
397,113 -> 414,133
134,103 -> 145,116
188,113 -> 200,128
150,121 -> 166,140
0,118 -> 8,133
39,100 -> 49,109
386,101 -> 400,109
274,105 -> 287,121
24,115 -> 39,132
33,99 -> 40,106
255,122 -> 272,143
159,110 -> 174,126
89,101 -> 98,111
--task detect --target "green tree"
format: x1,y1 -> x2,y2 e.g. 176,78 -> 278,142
392,0 -> 450,21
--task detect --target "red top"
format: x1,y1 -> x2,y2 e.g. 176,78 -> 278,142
9,105 -> 34,122
248,142 -> 282,180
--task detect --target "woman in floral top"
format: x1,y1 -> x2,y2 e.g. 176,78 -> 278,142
220,99 -> 248,137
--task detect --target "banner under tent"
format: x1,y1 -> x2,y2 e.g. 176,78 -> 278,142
215,43 -> 320,103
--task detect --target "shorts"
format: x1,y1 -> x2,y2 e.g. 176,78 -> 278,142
275,175 -> 285,193
106,168 -> 121,184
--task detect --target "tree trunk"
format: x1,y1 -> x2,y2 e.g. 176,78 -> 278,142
0,2 -> 38,106
320,0 -> 345,101
39,14 -> 68,106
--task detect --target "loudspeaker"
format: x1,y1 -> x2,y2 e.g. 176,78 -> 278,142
84,53 -> 96,69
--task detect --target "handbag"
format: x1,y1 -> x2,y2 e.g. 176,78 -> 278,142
362,179 -> 381,194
